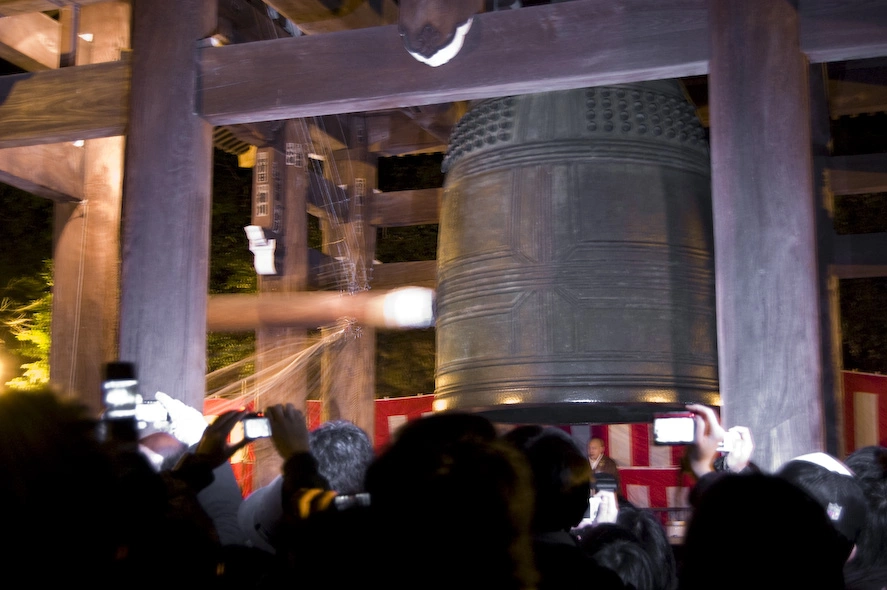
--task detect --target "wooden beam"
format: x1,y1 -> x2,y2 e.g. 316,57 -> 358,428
828,78 -> 887,118
307,169 -> 349,221
200,0 -> 887,127
800,0 -> 887,64
263,0 -> 398,35
0,58 -> 129,148
811,62 -> 843,456
397,102 -> 468,145
2,1 -> 887,147
207,286 -> 434,331
217,0 -> 293,45
0,12 -> 59,70
199,0 -> 711,125
50,2 -> 128,414
832,232 -> 887,278
371,260 -> 437,289
307,252 -> 437,289
369,187 -> 441,227
306,115 -> 349,152
0,0 -> 106,17
826,154 -> 887,195
0,142 -> 82,201
366,111 -> 447,156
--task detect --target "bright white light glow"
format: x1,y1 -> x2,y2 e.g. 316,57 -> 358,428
382,287 -> 435,328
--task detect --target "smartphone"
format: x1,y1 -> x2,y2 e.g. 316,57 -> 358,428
243,414 -> 272,439
102,361 -> 140,420
586,495 -> 602,520
653,411 -> 696,445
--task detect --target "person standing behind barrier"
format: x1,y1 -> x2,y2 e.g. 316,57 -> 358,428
505,425 -> 627,590
588,436 -> 622,494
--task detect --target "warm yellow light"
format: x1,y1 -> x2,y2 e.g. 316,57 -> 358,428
78,33 -> 94,42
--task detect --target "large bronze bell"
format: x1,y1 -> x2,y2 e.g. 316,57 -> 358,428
435,81 -> 719,424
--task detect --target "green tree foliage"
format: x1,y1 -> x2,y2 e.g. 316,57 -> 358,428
0,183 -> 52,386
376,328 -> 436,398
207,150 -> 257,375
1,260 -> 52,389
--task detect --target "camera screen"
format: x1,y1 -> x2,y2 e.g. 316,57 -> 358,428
653,413 -> 695,445
102,378 -> 139,419
243,416 -> 272,439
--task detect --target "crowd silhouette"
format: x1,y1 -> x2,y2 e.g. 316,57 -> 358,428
3,382 -> 886,590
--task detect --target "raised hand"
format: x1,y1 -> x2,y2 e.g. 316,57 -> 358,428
685,403 -> 728,477
264,403 -> 310,461
192,409 -> 251,468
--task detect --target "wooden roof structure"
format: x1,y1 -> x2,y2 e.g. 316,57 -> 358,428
1,0 -> 887,470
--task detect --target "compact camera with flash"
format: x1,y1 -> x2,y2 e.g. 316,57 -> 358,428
242,414 -> 272,440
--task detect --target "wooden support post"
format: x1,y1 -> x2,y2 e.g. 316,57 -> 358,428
811,63 -> 844,458
50,2 -> 128,413
118,0 -> 215,410
250,120 -> 312,489
709,0 -> 824,470
320,114 -> 377,440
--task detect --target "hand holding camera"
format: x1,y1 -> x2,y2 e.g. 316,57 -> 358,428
191,409 -> 251,468
720,425 -> 754,472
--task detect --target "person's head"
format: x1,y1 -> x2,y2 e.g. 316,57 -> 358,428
385,410 -> 498,451
616,504 -> 678,590
0,388 -> 121,581
365,412 -> 538,590
577,522 -> 657,590
588,437 -> 606,461
680,472 -> 846,590
776,452 -> 868,563
843,445 -> 887,570
309,419 -> 374,494
139,431 -> 188,471
506,425 -> 592,533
